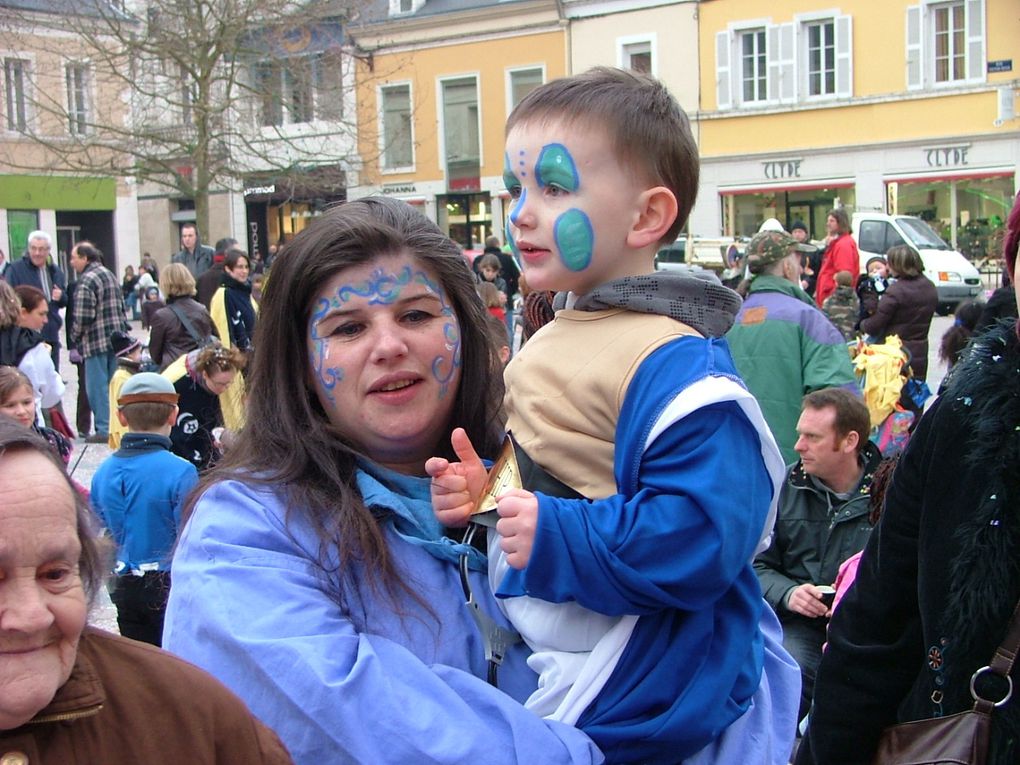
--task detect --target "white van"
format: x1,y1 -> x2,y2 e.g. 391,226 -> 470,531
851,213 -> 982,313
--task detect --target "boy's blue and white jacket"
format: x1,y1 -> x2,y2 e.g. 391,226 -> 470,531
497,274 -> 800,764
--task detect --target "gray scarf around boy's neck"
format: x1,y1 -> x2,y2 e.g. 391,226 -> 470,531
570,271 -> 743,337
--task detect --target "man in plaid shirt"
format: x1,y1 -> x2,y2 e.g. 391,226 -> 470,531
71,241 -> 128,442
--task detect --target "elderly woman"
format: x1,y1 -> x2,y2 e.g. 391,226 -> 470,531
162,197 -> 602,764
0,420 -> 292,762
148,263 -> 218,371
0,280 -> 63,427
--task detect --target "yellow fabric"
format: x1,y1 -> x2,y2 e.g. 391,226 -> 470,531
107,366 -> 133,450
853,335 -> 907,428
209,286 -> 257,431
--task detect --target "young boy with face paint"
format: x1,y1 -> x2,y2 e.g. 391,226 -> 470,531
428,67 -> 799,764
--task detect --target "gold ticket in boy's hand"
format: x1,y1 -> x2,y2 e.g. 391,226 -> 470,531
472,434 -> 522,516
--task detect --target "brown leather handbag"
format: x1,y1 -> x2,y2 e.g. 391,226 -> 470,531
871,602 -> 1020,765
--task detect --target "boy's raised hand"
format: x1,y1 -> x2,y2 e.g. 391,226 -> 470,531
425,427 -> 489,528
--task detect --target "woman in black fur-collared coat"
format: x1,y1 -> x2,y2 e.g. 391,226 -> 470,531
798,194 -> 1020,765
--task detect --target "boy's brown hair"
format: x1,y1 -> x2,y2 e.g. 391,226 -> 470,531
834,270 -> 853,288
506,66 -> 698,244
121,401 -> 175,432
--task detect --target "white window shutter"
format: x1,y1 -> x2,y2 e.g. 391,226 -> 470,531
965,0 -> 985,82
905,5 -> 922,90
716,31 -> 732,110
835,15 -> 853,98
767,24 -> 780,102
778,22 -> 795,103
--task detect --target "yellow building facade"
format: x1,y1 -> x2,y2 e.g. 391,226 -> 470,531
348,0 -> 566,251
695,0 -> 1018,257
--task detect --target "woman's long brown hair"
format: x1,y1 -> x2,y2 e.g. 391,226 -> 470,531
182,197 -> 506,616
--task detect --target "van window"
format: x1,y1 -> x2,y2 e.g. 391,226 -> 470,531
898,217 -> 950,250
858,221 -> 905,254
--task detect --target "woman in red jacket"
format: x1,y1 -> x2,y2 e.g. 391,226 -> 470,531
815,208 -> 860,307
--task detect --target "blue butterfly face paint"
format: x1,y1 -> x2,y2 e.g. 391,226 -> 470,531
306,255 -> 463,468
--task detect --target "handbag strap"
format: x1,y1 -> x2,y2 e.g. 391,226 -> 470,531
168,303 -> 204,347
971,598 -> 1020,711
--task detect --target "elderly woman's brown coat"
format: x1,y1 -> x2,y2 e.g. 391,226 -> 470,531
0,627 -> 292,765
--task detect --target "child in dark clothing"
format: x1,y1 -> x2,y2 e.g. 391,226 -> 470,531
140,285 -> 166,330
91,372 -> 198,646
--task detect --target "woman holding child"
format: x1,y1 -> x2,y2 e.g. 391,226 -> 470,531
165,67 -> 798,765
163,197 -> 601,764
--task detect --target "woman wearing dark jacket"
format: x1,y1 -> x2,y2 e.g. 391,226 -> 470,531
148,263 -> 218,371
210,249 -> 257,353
859,245 -> 938,381
797,195 -> 1020,765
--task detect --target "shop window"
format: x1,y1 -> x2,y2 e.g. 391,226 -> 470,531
380,83 -> 413,170
4,58 -> 29,132
65,62 -> 90,136
618,37 -> 654,75
906,0 -> 985,89
507,67 -> 543,112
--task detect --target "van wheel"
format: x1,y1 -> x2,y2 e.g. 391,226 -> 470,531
935,303 -> 954,316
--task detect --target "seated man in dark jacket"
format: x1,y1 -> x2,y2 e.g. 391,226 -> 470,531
754,388 -> 882,726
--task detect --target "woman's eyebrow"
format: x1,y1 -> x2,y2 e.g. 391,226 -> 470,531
314,291 -> 442,323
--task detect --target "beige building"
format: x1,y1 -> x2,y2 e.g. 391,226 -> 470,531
0,0 -> 138,274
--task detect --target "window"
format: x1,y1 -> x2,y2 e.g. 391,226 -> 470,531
741,30 -> 767,103
441,77 -> 480,190
65,63 -> 89,135
253,62 -> 283,127
380,83 -> 412,170
716,16 -> 852,110
933,3 -> 965,82
622,41 -> 652,74
806,21 -> 835,96
252,54 -> 342,127
508,67 -> 542,111
179,64 -> 193,125
618,36 -> 655,76
906,0 -> 985,89
4,58 -> 28,132
858,221 -> 906,255
389,0 -> 423,14
286,60 -> 314,124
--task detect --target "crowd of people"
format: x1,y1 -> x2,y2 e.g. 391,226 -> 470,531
2,67 -> 1018,765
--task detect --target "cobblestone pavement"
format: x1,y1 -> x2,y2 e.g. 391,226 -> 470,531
64,314 -> 953,637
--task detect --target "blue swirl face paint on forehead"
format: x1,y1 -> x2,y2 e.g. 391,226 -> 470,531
535,143 -> 579,192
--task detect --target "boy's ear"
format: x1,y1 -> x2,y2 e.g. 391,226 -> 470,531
166,405 -> 179,427
116,409 -> 129,428
627,186 -> 679,250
